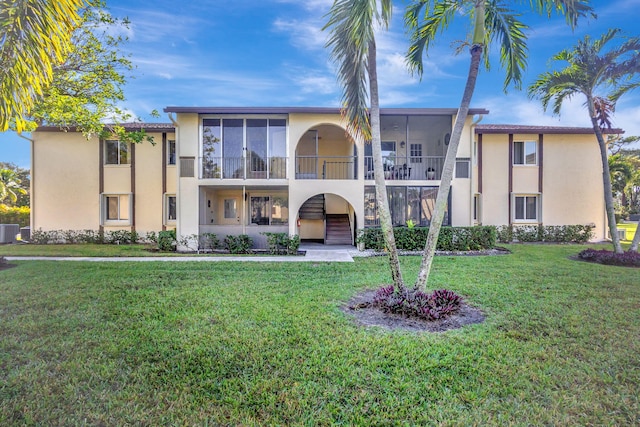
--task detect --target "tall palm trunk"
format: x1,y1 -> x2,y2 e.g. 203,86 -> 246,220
414,43 -> 483,290
368,39 -> 405,290
587,95 -> 623,254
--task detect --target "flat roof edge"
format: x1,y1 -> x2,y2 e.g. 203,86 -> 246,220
163,106 -> 490,115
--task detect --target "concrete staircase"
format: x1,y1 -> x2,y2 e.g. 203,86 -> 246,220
325,214 -> 352,245
299,195 -> 325,219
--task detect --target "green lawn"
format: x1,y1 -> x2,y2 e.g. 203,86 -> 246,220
1,245 -> 638,425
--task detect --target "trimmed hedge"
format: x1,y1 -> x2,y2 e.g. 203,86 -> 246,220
496,224 -> 594,244
357,226 -> 497,251
0,204 -> 30,227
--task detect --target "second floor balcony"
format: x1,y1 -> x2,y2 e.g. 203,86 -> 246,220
201,156 -> 287,180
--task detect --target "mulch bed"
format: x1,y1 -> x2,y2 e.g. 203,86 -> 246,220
342,289 -> 485,333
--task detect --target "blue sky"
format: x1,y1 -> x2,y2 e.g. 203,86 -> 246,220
2,0 -> 640,168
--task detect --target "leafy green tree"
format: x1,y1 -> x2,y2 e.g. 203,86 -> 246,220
406,0 -> 592,289
0,162 -> 29,207
529,28 -> 640,254
0,0 -> 86,132
0,169 -> 27,205
324,0 -> 405,290
26,3 -> 155,144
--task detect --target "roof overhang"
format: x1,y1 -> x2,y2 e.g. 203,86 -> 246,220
475,124 -> 624,135
163,106 -> 490,116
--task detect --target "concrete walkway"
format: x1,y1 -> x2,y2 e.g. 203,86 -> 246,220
4,244 -> 356,263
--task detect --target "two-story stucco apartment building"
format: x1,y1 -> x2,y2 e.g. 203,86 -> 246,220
29,106 -> 609,249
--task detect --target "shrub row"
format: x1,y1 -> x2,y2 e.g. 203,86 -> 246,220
30,229 -> 146,245
357,226 -> 497,251
28,228 -> 301,255
0,204 -> 30,228
495,224 -> 594,244
578,248 -> 640,267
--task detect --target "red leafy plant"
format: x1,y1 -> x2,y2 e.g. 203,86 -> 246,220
578,248 -> 640,267
373,285 -> 463,321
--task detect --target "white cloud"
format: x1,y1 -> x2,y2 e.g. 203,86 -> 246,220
272,18 -> 328,50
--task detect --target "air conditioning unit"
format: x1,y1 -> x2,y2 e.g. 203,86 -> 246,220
617,228 -> 627,241
0,224 -> 20,244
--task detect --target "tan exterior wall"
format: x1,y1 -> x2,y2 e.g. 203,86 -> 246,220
32,130 -> 175,235
480,134 -> 511,226
32,132 -> 100,231
478,132 -> 606,241
542,134 -> 605,240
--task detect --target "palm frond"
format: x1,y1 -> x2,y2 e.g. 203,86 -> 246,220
405,0 -> 459,77
324,0 -> 380,140
485,0 -> 528,90
528,0 -> 595,28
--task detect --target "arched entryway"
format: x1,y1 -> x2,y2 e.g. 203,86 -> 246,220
297,193 -> 356,245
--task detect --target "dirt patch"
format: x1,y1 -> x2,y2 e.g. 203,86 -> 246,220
342,289 -> 485,333
0,258 -> 16,271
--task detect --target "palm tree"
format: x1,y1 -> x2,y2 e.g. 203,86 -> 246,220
0,0 -> 85,132
529,28 -> 640,254
0,169 -> 27,204
406,0 -> 592,289
324,0 -> 405,291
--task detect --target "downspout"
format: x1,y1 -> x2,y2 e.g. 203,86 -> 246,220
18,133 -> 35,231
470,115 -> 483,225
167,112 -> 181,239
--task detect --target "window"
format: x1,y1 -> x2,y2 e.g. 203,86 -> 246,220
514,195 -> 539,221
167,140 -> 176,165
224,198 -> 237,219
250,195 -> 288,225
410,144 -> 422,163
105,140 -> 129,165
473,194 -> 481,223
513,141 -> 537,165
166,195 -> 177,222
455,159 -> 470,178
102,194 -> 130,224
364,186 -> 448,227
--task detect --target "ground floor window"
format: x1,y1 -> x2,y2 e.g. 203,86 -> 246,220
102,194 -> 131,225
250,195 -> 288,225
165,194 -> 177,223
364,186 -> 448,227
513,194 -> 539,222
474,194 -> 481,223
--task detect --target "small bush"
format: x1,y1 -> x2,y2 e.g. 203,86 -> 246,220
578,248 -> 640,267
262,232 -> 300,255
158,230 -> 177,252
199,233 -> 220,251
373,286 -> 463,321
224,235 -> 253,254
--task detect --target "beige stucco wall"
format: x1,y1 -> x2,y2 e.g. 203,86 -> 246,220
479,132 -> 606,241
32,130 -> 175,235
32,132 -> 100,231
480,134 -> 510,226
542,134 -> 605,240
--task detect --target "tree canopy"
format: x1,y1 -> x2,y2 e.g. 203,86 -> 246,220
0,0 -> 86,132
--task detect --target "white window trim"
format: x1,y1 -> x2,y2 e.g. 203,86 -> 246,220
164,193 -> 177,225
513,140 -> 538,166
101,193 -> 132,226
512,193 -> 541,223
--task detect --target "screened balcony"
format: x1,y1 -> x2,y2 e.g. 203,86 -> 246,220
364,155 -> 445,180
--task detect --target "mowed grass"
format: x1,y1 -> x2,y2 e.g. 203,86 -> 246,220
1,245 -> 638,425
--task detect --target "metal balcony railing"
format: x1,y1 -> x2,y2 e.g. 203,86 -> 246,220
364,156 -> 445,180
200,156 -> 288,179
295,156 -> 356,180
